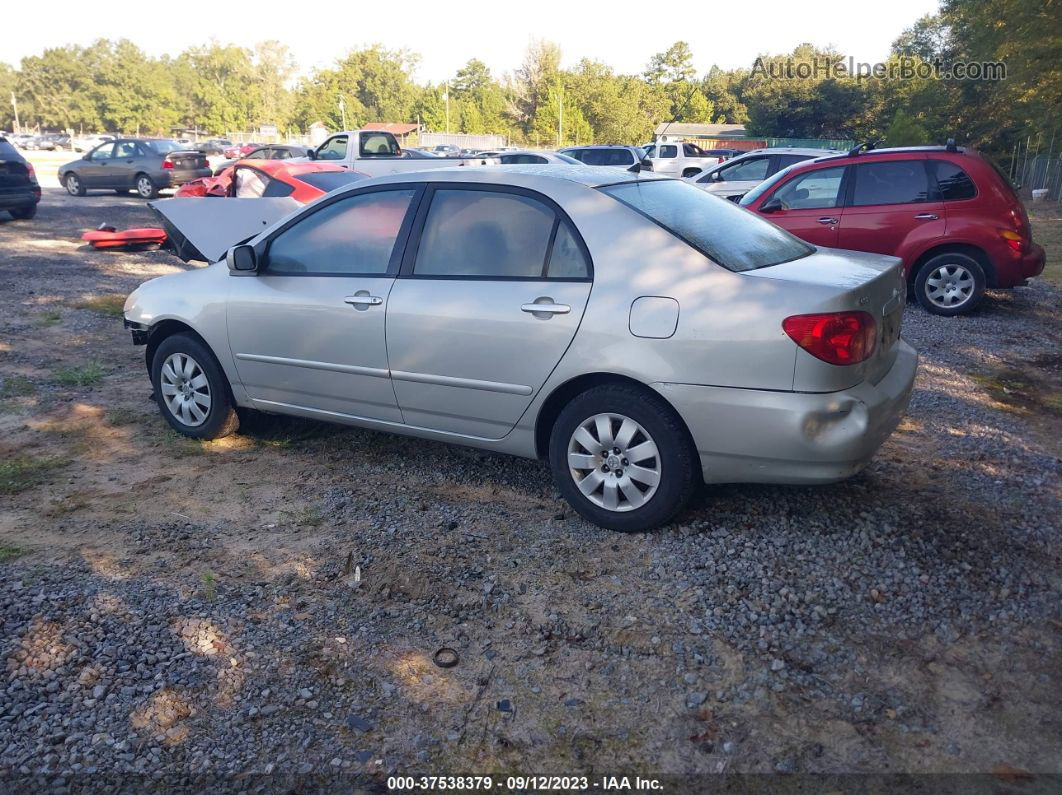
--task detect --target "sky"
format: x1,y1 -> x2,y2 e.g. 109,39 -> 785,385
3,0 -> 941,84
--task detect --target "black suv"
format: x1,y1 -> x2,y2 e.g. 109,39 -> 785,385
0,137 -> 41,220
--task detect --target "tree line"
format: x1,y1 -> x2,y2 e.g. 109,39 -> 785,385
0,0 -> 1055,156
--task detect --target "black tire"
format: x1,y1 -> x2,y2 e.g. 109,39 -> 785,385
548,383 -> 699,532
9,204 -> 37,220
914,252 -> 986,316
682,168 -> 701,178
64,173 -> 86,196
135,173 -> 159,199
151,333 -> 239,440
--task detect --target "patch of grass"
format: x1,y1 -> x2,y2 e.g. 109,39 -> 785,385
54,362 -> 105,387
0,455 -> 64,495
105,406 -> 139,426
1028,202 -> 1062,288
0,376 -> 36,398
156,428 -> 205,457
973,370 -> 1061,416
201,571 -> 217,601
32,311 -> 62,328
294,506 -> 325,527
0,546 -> 24,563
74,295 -> 126,318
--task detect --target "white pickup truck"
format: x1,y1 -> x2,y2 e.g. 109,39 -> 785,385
642,141 -> 721,178
306,130 -> 496,175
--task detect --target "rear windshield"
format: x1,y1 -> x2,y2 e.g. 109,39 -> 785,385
146,140 -> 186,154
601,179 -> 814,272
0,140 -> 20,158
295,171 -> 369,193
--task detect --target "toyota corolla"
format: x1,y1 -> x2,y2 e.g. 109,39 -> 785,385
123,166 -> 917,532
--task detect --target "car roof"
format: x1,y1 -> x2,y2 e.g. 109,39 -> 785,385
561,145 -> 638,151
811,145 -> 969,164
345,164 -> 670,191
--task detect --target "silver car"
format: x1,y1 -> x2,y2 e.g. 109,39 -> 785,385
686,148 -> 843,201
124,166 -> 917,531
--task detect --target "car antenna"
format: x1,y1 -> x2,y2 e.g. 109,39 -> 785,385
631,79 -> 703,173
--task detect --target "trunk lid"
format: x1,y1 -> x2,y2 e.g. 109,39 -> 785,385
167,150 -> 210,171
745,247 -> 907,390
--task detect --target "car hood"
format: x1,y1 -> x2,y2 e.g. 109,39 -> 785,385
149,197 -> 300,263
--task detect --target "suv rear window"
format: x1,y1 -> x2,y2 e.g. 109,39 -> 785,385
851,160 -> 930,206
602,179 -> 813,272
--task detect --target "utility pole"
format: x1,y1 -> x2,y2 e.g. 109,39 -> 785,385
11,92 -> 20,134
559,90 -> 563,148
338,95 -> 347,130
444,82 -> 450,134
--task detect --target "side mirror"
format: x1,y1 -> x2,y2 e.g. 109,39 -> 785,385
760,197 -> 783,213
227,244 -> 258,273
306,148 -> 316,160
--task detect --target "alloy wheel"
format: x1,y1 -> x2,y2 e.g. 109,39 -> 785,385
924,263 -> 975,309
137,176 -> 154,198
65,175 -> 80,195
567,412 -> 661,512
159,352 -> 211,427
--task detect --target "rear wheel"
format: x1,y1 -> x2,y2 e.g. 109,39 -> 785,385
549,383 -> 698,532
135,173 -> 159,199
9,204 -> 37,220
915,253 -> 985,316
64,173 -> 85,196
151,333 -> 238,440
682,167 -> 701,178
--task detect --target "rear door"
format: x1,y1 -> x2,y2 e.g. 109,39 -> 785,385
108,140 -> 142,187
385,184 -> 592,439
837,156 -> 945,261
760,164 -> 847,247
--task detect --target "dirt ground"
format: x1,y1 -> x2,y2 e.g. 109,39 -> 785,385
0,189 -> 1060,786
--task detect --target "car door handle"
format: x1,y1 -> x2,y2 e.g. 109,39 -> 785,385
817,217 -> 838,225
521,301 -> 570,315
343,294 -> 382,307
914,213 -> 939,220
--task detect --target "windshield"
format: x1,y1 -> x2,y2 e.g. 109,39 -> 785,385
739,161 -> 806,207
601,179 -> 813,272
146,140 -> 186,154
295,171 -> 370,192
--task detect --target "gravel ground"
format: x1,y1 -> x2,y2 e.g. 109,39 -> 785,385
1,190 -> 1060,789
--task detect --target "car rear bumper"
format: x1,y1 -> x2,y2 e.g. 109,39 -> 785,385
990,241 -> 1046,287
0,186 -> 41,208
652,340 -> 918,485
161,168 -> 212,188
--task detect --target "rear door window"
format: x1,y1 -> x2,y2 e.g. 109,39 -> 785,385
851,160 -> 931,206
659,145 -> 678,158
412,188 -> 589,279
930,160 -> 977,201
360,133 -> 399,157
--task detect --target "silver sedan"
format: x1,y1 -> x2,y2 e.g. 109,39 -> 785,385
125,166 -> 917,531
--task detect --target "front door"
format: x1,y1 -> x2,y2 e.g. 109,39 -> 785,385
837,157 -> 946,259
760,164 -> 848,248
80,142 -> 115,187
385,185 -> 592,439
227,186 -> 421,422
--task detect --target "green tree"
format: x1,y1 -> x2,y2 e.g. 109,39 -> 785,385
884,109 -> 930,146
512,40 -> 562,132
0,63 -> 17,130
644,41 -> 697,84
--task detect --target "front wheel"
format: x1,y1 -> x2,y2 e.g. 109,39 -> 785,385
915,253 -> 985,316
64,173 -> 86,196
151,333 -> 239,440
549,384 -> 699,532
135,173 -> 159,199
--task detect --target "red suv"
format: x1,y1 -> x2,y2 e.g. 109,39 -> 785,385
739,145 -> 1046,315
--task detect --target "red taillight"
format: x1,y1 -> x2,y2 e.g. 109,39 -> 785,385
162,158 -> 174,170
25,162 -> 36,181
783,311 -> 877,366
999,228 -> 1025,253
